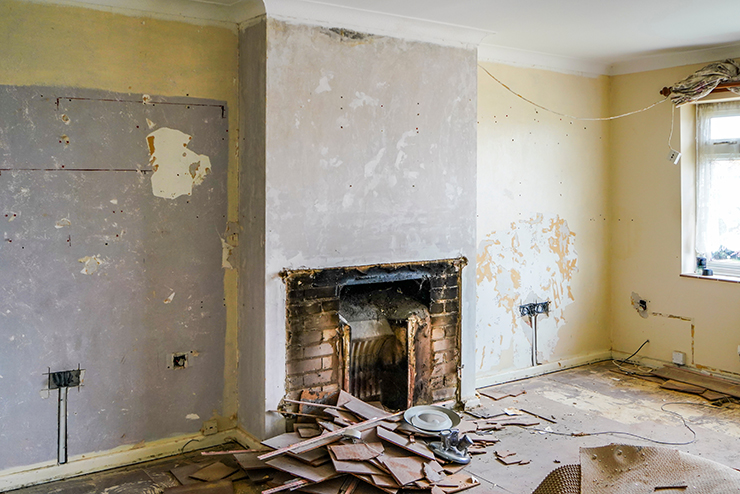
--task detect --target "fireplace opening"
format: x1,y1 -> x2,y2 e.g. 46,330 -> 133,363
339,279 -> 432,410
282,258 -> 465,414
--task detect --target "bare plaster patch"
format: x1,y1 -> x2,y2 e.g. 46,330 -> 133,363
396,130 -> 416,150
186,413 -> 200,420
78,255 -> 103,275
349,92 -> 379,109
320,157 -> 343,169
631,292 -> 649,318
147,127 -> 212,200
476,214 -> 578,370
364,147 -> 386,177
315,72 -> 334,94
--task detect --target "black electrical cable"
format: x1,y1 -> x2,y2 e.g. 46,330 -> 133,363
180,438 -> 202,454
618,339 -> 650,364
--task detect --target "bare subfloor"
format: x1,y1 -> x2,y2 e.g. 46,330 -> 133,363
11,361 -> 740,494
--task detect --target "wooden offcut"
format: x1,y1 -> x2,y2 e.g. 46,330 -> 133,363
376,426 -> 435,461
266,455 -> 339,483
660,379 -> 706,395
380,457 -> 426,486
337,391 -> 392,420
328,443 -> 384,461
652,366 -> 740,398
258,412 -> 404,461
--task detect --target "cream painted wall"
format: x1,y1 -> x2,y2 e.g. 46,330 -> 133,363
476,63 -> 612,384
610,64 -> 740,376
0,0 -> 240,453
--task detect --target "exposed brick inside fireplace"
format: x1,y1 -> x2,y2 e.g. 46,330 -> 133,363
281,258 -> 466,408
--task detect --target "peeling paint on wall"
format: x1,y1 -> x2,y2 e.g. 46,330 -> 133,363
221,238 -> 234,269
476,214 -> 578,371
78,255 -> 103,275
221,221 -> 238,270
55,218 -> 71,229
147,127 -> 212,199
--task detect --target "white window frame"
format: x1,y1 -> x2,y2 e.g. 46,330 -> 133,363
682,94 -> 740,279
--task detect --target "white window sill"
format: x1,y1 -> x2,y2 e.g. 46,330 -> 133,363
680,272 -> 740,284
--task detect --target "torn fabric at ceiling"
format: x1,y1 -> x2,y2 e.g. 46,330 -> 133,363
668,59 -> 740,106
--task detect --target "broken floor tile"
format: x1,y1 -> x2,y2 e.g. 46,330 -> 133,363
189,462 -> 237,482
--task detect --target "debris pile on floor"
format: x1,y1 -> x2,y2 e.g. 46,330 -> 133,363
611,361 -> 740,403
162,390 -> 544,493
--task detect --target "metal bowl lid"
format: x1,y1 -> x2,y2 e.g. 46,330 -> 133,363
404,405 -> 461,432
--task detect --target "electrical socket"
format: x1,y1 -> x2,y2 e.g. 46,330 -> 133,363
202,419 -> 218,436
672,351 -> 686,366
667,149 -> 681,164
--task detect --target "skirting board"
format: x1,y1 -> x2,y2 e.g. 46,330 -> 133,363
612,351 -> 740,382
0,427 -> 259,492
474,350 -> 613,390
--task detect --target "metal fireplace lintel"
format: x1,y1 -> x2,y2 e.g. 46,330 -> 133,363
280,257 -> 467,288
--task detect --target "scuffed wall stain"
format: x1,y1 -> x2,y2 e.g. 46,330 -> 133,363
147,127 -> 212,199
322,27 -> 374,44
476,214 -> 578,371
78,255 -> 103,275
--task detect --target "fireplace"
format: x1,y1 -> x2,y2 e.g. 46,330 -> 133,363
281,258 -> 466,411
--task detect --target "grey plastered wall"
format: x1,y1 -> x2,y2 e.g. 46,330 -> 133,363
238,18 -> 268,438
259,20 -> 478,437
0,86 -> 228,469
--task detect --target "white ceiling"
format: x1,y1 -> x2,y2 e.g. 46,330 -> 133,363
42,0 -> 740,75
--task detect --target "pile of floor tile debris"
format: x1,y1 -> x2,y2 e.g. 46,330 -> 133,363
162,390 -> 545,493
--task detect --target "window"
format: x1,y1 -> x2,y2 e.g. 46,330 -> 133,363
696,100 -> 740,276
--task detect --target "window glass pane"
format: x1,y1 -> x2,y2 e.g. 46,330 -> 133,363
710,116 -> 740,140
704,160 -> 740,261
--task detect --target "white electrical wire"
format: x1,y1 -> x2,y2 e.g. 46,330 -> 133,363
478,64 -> 669,121
668,103 -> 678,151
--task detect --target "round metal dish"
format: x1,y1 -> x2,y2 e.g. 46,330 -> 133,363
404,405 -> 461,432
